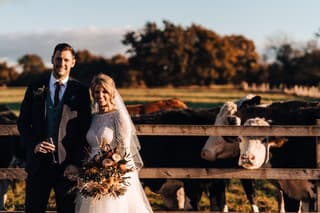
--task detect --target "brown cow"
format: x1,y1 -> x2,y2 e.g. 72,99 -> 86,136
126,98 -> 187,116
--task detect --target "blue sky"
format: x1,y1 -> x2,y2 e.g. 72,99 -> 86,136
1,0 -> 319,64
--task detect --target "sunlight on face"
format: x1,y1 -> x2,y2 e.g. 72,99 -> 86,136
93,84 -> 112,112
51,50 -> 75,80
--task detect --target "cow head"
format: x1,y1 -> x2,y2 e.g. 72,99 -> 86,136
235,94 -> 261,109
201,94 -> 261,161
201,101 -> 241,161
238,117 -> 286,169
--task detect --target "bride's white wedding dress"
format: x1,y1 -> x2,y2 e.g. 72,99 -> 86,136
75,111 -> 153,213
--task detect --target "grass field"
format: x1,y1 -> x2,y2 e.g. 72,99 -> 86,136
0,86 -> 318,211
1,86 -> 317,114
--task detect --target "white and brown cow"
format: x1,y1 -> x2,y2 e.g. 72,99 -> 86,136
237,117 -> 316,212
201,101 -> 241,161
201,95 -> 261,212
238,117 -> 272,170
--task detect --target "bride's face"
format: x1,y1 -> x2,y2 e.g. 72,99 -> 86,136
93,84 -> 113,112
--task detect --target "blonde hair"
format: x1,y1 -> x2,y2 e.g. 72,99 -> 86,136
90,73 -> 116,108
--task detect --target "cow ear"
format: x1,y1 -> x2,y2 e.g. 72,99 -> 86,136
268,137 -> 287,148
239,95 -> 261,109
252,95 -> 261,105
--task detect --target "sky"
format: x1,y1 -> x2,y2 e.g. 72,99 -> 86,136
1,0 -> 320,65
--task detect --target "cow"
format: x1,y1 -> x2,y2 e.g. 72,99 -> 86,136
135,95 -> 261,211
0,105 -> 25,210
237,117 -> 317,212
126,98 -> 188,116
200,95 -> 261,212
201,98 -> 320,212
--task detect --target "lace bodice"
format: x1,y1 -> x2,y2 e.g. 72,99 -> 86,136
86,110 -> 131,159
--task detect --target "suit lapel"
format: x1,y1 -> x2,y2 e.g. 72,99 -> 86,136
37,78 -> 50,121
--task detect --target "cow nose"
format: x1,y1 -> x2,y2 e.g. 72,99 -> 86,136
241,153 -> 255,164
201,149 -> 212,161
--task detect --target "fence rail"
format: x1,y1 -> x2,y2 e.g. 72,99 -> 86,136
2,124 -> 320,136
1,167 -> 320,180
0,124 -> 319,213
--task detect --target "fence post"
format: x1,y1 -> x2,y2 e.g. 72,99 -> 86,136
316,119 -> 320,211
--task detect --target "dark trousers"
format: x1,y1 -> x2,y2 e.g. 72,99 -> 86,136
25,163 -> 75,213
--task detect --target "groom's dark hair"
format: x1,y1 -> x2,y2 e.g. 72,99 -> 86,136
52,43 -> 76,58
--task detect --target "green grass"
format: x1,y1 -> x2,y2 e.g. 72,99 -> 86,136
5,179 -> 280,211
2,86 -> 317,114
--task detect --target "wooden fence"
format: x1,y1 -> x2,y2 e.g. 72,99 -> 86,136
0,124 -> 320,213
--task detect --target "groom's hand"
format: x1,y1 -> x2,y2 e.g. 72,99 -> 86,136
34,141 -> 55,154
64,164 -> 79,181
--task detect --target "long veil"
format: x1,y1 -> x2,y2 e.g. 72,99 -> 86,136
114,89 -> 144,170
114,90 -> 153,212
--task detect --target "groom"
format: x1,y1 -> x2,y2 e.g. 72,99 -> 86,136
17,43 -> 91,213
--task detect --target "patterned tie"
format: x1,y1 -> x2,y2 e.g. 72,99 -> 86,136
54,81 -> 62,106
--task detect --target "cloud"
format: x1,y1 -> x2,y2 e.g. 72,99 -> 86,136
0,27 -> 132,64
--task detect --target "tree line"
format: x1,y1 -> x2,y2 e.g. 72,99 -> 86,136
1,20 -> 319,88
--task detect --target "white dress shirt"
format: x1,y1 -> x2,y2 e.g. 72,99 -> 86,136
49,73 -> 69,104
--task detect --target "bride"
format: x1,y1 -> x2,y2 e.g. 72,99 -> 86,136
75,73 -> 153,213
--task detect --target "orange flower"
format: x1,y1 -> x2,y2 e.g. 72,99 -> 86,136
89,167 -> 99,174
76,147 -> 134,199
108,176 -> 115,185
119,163 -> 127,172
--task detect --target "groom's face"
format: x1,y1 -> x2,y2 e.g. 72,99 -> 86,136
51,50 -> 76,80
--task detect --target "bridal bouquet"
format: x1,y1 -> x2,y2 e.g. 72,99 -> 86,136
76,143 -> 133,199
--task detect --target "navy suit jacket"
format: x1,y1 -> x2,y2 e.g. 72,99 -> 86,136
17,76 -> 91,176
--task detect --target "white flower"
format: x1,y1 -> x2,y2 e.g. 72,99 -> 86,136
112,153 -> 121,162
33,86 -> 46,96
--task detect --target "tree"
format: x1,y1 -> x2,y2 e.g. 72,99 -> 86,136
123,20 -> 262,86
186,24 -> 226,85
72,50 -> 104,86
73,50 -> 130,87
13,54 -> 48,86
0,62 -> 19,86
226,35 -> 262,84
293,49 -> 320,85
18,54 -> 46,73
